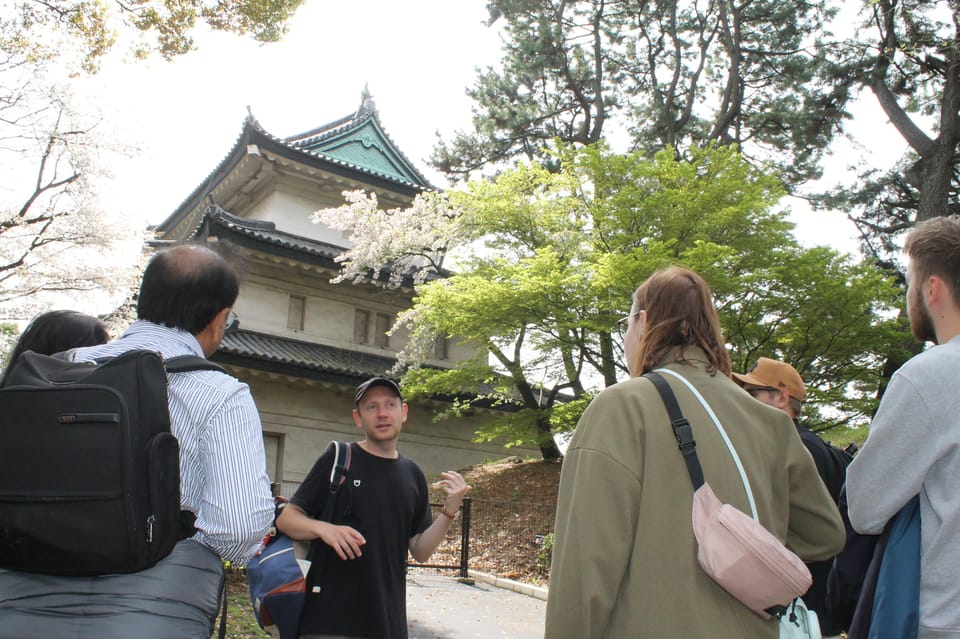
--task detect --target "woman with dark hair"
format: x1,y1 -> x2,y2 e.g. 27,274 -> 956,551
1,310 -> 110,386
545,266 -> 845,638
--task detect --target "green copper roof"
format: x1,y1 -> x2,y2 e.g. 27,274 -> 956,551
286,101 -> 432,188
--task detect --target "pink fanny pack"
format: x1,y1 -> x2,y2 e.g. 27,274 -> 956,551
645,369 -> 811,619
693,482 -> 811,617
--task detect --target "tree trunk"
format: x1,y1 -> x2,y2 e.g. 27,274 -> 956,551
537,413 -> 564,461
917,142 -> 956,221
599,332 -> 618,387
918,36 -> 960,221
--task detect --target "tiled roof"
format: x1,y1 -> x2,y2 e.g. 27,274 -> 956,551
198,207 -> 424,287
260,113 -> 433,192
284,94 -> 376,143
214,330 -> 524,410
202,207 -> 343,261
216,330 -> 397,383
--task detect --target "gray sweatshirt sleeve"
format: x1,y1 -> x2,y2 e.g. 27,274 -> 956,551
846,370 -> 937,534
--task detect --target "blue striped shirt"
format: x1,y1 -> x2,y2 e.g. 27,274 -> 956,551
71,321 -> 274,565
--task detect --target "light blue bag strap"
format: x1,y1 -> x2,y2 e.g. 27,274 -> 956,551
653,367 -> 759,520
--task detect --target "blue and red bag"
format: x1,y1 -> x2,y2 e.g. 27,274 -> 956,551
247,441 -> 351,639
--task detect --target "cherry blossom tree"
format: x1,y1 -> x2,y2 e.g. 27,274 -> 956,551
0,63 -> 136,319
312,190 -> 466,289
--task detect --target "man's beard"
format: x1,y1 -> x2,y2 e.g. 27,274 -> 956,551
909,285 -> 937,344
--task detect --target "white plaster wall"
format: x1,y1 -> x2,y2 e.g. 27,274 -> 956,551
233,283 -> 290,336
235,274 -> 413,356
235,283 -> 484,368
235,280 -> 357,346
246,188 -> 352,246
232,175 -> 484,367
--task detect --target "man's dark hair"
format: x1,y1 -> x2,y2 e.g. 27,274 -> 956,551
137,244 -> 239,334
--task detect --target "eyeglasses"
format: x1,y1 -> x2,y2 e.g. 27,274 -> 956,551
616,310 -> 642,338
744,386 -> 779,399
224,310 -> 239,332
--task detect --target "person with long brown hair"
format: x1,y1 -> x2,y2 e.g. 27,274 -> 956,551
545,266 -> 844,638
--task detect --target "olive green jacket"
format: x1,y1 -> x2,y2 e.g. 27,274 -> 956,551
545,350 -> 845,639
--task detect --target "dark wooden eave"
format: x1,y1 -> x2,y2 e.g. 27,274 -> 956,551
180,207 -> 425,289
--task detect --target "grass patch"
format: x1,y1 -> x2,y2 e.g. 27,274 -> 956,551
224,568 -> 267,639
819,424 -> 869,450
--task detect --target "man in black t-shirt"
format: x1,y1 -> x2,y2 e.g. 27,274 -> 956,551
734,357 -> 845,639
277,377 -> 471,639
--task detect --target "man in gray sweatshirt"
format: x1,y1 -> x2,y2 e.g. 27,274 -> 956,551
846,214 -> 960,638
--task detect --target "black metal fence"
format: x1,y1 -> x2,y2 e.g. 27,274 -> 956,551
407,496 -> 555,583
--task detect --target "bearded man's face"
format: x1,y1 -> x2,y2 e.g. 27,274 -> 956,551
908,266 -> 937,344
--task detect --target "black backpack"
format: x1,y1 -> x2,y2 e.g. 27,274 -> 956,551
0,349 -> 224,575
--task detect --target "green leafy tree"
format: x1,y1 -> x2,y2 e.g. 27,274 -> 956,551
583,144 -> 907,429
806,0 -> 960,394
436,0 -> 957,258
317,145 -> 905,459
433,0 -> 849,188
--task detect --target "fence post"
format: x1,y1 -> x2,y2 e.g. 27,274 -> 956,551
459,497 -> 471,579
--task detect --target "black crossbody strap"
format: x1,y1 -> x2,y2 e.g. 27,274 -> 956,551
643,372 -> 705,490
304,441 -> 352,591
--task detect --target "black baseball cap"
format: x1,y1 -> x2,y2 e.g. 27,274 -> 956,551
354,377 -> 403,406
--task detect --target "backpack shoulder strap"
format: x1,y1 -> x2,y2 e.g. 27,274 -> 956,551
305,441 -> 354,591
321,441 -> 352,522
163,355 -> 227,375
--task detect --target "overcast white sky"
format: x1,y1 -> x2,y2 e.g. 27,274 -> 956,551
72,0 -> 906,253
74,0 -> 503,228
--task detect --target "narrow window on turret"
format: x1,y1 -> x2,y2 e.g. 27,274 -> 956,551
434,335 -> 448,360
354,309 -> 370,344
375,313 -> 392,348
287,295 -> 305,331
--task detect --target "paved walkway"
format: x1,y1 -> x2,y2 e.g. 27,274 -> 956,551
406,573 -> 546,639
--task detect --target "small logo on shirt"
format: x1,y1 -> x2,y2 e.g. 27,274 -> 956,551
353,479 -> 362,488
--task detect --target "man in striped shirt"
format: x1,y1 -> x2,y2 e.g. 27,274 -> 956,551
0,244 -> 274,638
71,243 -> 275,564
